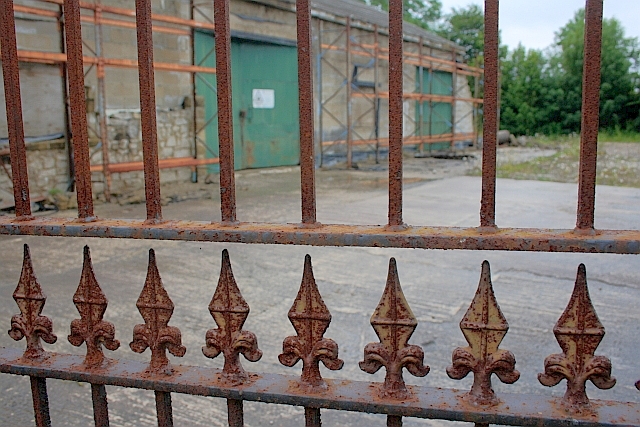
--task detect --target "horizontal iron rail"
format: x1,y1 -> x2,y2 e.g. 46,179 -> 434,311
1,217 -> 639,253
0,348 -> 638,427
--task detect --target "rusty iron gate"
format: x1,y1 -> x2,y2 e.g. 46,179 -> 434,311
0,0 -> 639,426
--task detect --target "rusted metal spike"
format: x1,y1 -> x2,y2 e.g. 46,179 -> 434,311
447,261 -> 519,405
130,249 -> 186,373
68,246 -> 120,366
9,244 -> 57,359
359,258 -> 429,399
203,249 -> 262,383
279,254 -> 343,390
538,264 -> 615,407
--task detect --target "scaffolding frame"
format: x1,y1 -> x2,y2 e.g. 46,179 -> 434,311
317,17 -> 483,167
11,0 -> 218,201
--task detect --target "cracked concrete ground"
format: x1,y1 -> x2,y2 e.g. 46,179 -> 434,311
1,153 -> 639,426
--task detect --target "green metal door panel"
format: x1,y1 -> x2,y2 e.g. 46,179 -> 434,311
194,31 -> 220,173
415,67 -> 453,138
431,70 -> 453,96
195,32 -> 299,171
233,41 -> 299,169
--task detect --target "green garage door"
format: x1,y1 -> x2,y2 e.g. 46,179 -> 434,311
194,32 -> 300,171
415,68 -> 453,150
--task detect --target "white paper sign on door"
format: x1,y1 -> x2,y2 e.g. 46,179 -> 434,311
252,89 -> 275,109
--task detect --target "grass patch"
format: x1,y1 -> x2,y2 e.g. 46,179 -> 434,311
468,137 -> 640,187
598,130 -> 640,143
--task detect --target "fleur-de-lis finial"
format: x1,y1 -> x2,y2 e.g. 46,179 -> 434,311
359,258 -> 429,399
538,264 -> 615,407
447,261 -> 519,405
203,250 -> 262,383
130,249 -> 186,373
68,246 -> 120,366
279,255 -> 343,390
9,244 -> 57,359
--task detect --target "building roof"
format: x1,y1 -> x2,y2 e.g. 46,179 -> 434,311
310,0 -> 463,53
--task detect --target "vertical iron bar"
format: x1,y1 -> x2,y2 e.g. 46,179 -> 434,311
387,415 -> 402,427
91,383 -> 109,427
345,17 -> 352,169
480,0 -> 499,228
214,0 -> 236,223
135,0 -> 163,222
94,3 -> 111,202
473,72 -> 480,147
57,3 -> 74,192
304,407 -> 321,427
63,0 -> 95,219
388,0 -> 404,227
227,398 -> 243,427
155,390 -> 173,427
576,0 -> 603,231
0,0 -> 32,218
296,0 -> 317,224
30,377 -> 52,427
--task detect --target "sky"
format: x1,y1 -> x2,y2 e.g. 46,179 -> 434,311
439,0 -> 640,51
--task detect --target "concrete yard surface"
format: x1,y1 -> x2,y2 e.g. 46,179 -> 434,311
1,170 -> 640,426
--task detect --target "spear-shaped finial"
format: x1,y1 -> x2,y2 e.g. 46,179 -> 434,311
447,261 -> 519,405
359,258 -> 429,399
279,255 -> 343,390
130,249 -> 186,373
9,244 -> 57,359
68,246 -> 120,366
539,264 -> 615,407
203,249 -> 262,383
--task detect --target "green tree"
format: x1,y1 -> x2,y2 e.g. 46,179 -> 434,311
361,0 -> 442,31
553,9 -> 640,132
436,4 -> 484,64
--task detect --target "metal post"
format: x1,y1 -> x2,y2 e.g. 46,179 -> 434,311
480,0 -> 499,228
135,0 -> 163,222
30,377 -> 52,427
345,17 -> 352,168
388,0 -> 403,227
94,1 -> 111,202
0,0 -> 32,217
64,0 -> 95,219
297,0 -> 317,224
91,384 -> 110,427
214,0 -> 237,223
576,0 -> 603,232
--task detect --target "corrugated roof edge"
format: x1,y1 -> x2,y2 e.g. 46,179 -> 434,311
245,0 -> 465,54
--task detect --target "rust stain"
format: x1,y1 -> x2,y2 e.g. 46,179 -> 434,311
214,0 -> 236,223
279,255 -> 343,391
135,0 -> 162,222
359,258 -> 429,399
63,0 -> 94,218
0,0 -> 31,217
203,249 -> 262,384
538,264 -> 615,408
447,261 -> 519,405
68,246 -> 120,367
576,0 -> 603,231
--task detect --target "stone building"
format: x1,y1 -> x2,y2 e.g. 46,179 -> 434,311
0,0 -> 479,203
